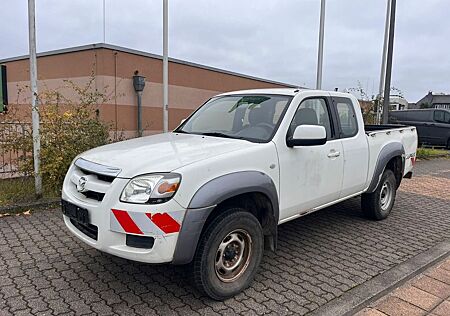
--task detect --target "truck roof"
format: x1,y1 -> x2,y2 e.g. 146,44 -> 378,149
217,88 -> 354,98
217,88 -> 304,96
391,108 -> 450,112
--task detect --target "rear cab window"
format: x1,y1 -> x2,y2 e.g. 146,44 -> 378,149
332,97 -> 358,138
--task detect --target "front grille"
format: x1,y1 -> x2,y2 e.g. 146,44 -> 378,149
70,218 -> 98,240
69,164 -> 114,203
79,167 -> 115,183
97,174 -> 115,183
80,190 -> 105,202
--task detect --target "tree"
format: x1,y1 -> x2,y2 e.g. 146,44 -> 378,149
346,82 -> 405,124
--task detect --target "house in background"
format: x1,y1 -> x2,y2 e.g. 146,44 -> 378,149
408,102 -> 416,109
413,91 -> 450,109
389,94 -> 409,110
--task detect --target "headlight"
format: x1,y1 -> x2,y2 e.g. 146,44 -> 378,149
120,173 -> 181,204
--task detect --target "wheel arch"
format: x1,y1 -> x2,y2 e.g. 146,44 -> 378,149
367,142 -> 405,193
171,171 -> 279,265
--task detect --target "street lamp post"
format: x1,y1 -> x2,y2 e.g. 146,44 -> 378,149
103,0 -> 106,43
162,0 -> 169,132
316,0 -> 326,90
377,0 -> 392,124
382,0 -> 397,124
28,0 -> 42,197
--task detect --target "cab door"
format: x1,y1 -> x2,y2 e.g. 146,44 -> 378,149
332,97 -> 370,197
277,97 -> 344,221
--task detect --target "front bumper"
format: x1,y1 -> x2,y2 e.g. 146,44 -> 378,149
62,165 -> 186,264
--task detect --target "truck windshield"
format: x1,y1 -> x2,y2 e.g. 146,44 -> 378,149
175,95 -> 293,142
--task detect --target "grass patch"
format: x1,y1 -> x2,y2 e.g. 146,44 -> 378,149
0,177 -> 58,207
416,148 -> 449,160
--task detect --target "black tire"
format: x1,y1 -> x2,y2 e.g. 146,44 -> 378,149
447,138 -> 450,150
361,169 -> 397,220
192,208 -> 264,300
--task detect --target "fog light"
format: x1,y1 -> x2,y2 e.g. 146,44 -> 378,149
126,234 -> 155,249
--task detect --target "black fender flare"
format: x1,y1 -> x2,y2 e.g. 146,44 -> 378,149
171,171 -> 279,265
367,142 -> 405,193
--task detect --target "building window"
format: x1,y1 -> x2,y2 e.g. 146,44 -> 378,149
434,104 -> 450,109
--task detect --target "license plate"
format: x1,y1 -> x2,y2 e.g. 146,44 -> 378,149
61,200 -> 89,224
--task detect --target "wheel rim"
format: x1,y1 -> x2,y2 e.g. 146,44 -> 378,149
380,180 -> 393,211
214,229 -> 252,282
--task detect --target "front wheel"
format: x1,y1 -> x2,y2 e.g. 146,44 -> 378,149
361,169 -> 397,220
192,208 -> 264,300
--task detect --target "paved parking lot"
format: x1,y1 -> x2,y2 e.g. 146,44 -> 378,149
358,256 -> 450,316
0,159 -> 449,316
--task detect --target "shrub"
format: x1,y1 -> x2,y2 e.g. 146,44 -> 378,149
416,148 -> 449,160
0,77 -> 111,195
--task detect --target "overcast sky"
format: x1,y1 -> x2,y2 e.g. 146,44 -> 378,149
1,0 -> 449,102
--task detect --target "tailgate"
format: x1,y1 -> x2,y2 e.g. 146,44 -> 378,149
401,127 -> 418,175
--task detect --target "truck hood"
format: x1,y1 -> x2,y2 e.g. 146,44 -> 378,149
79,133 -> 253,178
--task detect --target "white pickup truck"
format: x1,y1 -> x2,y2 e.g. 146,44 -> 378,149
62,89 -> 417,300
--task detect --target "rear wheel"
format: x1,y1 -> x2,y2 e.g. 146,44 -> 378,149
192,208 -> 264,300
361,169 -> 397,220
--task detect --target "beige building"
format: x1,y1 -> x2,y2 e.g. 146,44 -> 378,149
390,95 -> 409,111
0,43 -> 296,137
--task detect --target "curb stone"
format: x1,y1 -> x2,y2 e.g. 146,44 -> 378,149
0,198 -> 60,214
309,238 -> 450,316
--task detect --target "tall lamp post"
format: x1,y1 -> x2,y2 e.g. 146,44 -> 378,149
28,0 -> 42,197
102,0 -> 106,43
162,0 -> 169,132
377,0 -> 392,124
316,0 -> 326,90
382,0 -> 397,124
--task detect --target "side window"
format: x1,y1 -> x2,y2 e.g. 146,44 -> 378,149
335,99 -> 358,138
290,98 -> 332,139
434,110 -> 446,123
445,112 -> 450,124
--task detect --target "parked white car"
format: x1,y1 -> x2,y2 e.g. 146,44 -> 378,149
62,89 -> 417,300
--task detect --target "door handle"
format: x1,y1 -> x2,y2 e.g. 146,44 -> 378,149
327,150 -> 340,158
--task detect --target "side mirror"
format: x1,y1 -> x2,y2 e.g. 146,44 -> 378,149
287,125 -> 327,147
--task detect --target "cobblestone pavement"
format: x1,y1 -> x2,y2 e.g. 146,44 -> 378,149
0,159 -> 449,316
357,256 -> 450,316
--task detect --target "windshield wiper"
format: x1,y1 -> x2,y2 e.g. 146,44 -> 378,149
199,132 -> 247,141
174,129 -> 190,134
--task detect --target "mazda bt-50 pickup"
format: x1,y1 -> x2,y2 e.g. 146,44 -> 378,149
62,89 -> 417,300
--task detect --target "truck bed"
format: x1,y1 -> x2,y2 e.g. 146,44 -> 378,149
365,124 -> 417,184
364,124 -> 410,133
